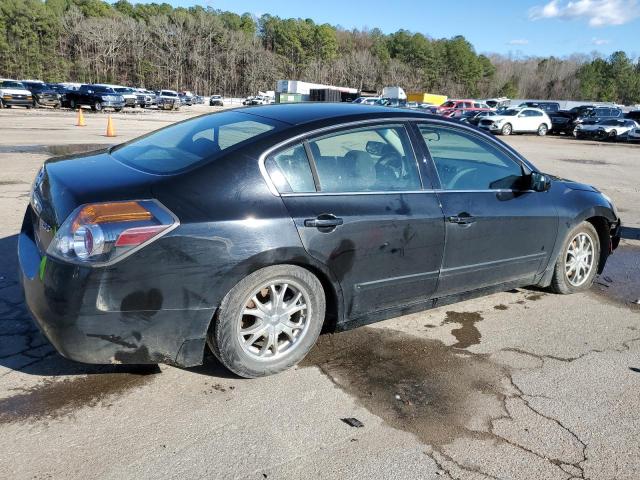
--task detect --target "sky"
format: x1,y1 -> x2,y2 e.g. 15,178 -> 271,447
147,0 -> 638,58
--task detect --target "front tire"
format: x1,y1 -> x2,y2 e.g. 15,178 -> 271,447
94,101 -> 103,112
550,221 -> 600,294
501,123 -> 512,136
208,265 -> 326,378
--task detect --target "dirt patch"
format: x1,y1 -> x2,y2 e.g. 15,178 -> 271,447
442,311 -> 483,349
0,144 -> 111,155
525,293 -> 544,301
559,158 -> 607,165
0,366 -> 159,424
0,180 -> 28,186
302,327 -> 508,447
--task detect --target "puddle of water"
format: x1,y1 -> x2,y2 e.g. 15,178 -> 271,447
302,327 -> 507,447
0,366 -> 159,424
594,242 -> 640,308
494,304 -> 509,311
0,144 -> 112,155
442,311 -> 483,349
525,293 -> 544,301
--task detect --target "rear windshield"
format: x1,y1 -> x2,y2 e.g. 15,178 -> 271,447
111,111 -> 282,175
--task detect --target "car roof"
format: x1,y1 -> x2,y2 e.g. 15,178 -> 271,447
238,102 -> 435,126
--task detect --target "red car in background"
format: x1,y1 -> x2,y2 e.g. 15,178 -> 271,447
436,99 -> 492,117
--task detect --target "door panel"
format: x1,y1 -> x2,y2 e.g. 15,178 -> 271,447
281,194 -> 444,318
436,190 -> 557,296
265,122 -> 445,320
414,122 -> 558,297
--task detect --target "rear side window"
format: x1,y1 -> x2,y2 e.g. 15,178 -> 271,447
265,144 -> 315,193
307,124 -> 422,193
111,111 -> 281,175
418,124 -> 524,191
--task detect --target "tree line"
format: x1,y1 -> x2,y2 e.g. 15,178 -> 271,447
1,0 -> 639,105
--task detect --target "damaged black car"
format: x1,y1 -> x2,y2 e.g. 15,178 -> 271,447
19,103 -> 621,377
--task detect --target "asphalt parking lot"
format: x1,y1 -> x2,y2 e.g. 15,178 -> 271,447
0,106 -> 639,480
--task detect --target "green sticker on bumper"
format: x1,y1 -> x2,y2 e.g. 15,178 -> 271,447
39,256 -> 47,281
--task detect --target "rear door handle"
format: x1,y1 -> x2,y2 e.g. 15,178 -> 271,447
304,215 -> 343,228
447,214 -> 475,225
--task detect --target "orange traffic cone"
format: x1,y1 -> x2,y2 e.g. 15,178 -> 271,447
76,108 -> 86,127
105,115 -> 116,137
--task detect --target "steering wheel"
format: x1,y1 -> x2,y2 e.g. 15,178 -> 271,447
447,167 -> 476,189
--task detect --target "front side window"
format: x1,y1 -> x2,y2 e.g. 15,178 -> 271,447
418,124 -> 524,191
307,124 -> 422,193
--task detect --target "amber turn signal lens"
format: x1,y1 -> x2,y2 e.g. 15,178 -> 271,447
72,201 -> 152,232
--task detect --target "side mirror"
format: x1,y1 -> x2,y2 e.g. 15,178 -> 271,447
530,172 -> 551,192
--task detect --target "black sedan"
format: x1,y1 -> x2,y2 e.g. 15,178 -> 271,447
19,103 -> 621,377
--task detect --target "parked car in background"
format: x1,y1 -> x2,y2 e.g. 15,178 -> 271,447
209,95 -> 224,106
352,97 -> 379,105
157,90 -> 180,110
21,81 -> 61,108
179,91 -> 194,106
18,103 -> 621,378
65,84 -> 125,111
436,99 -> 491,117
518,101 -> 560,113
460,110 -> 498,126
106,86 -> 137,108
572,106 -> 624,136
193,95 -> 204,104
575,118 -> 638,141
479,107 -> 551,136
627,124 -> 640,142
484,97 -> 510,109
0,79 -> 33,108
624,110 -> 640,123
134,88 -> 157,108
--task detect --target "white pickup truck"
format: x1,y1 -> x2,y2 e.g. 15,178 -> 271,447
0,79 -> 33,109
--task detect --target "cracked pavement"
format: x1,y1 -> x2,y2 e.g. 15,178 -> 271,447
0,108 -> 639,479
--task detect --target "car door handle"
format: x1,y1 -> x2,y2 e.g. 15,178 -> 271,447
447,214 -> 475,225
304,215 -> 343,228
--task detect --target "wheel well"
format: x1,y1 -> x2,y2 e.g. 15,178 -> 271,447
293,263 -> 341,333
586,216 -> 611,274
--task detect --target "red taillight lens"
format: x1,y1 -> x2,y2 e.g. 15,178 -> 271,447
115,225 -> 167,247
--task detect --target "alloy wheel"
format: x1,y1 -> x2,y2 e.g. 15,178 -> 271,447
565,232 -> 595,287
237,282 -> 310,360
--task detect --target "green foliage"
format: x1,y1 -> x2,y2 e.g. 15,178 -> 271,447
577,52 -> 640,104
0,0 -> 638,103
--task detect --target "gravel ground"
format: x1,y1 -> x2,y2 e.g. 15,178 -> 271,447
0,105 -> 639,480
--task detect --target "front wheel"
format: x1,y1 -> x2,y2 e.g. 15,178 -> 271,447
501,123 -> 512,135
94,101 -> 103,112
550,221 -> 600,294
537,124 -> 548,136
208,265 -> 326,378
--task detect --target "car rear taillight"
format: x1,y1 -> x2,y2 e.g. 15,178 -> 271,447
47,200 -> 178,266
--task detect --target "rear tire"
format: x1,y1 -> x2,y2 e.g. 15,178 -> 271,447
501,123 -> 512,136
549,221 -> 600,294
208,265 -> 325,378
537,124 -> 548,136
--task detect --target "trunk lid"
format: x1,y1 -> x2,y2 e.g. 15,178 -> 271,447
31,148 -> 162,251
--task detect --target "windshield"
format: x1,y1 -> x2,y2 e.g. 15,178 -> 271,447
441,101 -> 456,108
162,91 -> 177,97
2,81 -> 26,89
111,111 -> 283,175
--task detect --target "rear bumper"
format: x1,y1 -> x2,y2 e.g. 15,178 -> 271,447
18,210 -> 211,367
